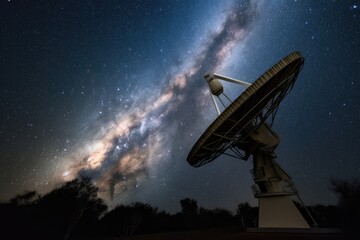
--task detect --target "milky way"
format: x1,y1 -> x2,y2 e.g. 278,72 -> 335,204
60,1 -> 260,200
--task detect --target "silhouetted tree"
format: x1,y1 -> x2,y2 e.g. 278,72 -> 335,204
101,202 -> 165,237
101,205 -> 143,237
130,202 -> 158,234
9,190 -> 39,206
211,208 -> 234,227
0,190 -> 41,239
309,204 -> 338,227
180,198 -> 198,230
37,176 -> 107,239
180,198 -> 198,215
331,178 -> 360,239
236,202 -> 256,227
3,183 -> 350,239
0,177 -> 106,239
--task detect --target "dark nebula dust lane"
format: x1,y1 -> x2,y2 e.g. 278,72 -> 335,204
59,1 -> 260,202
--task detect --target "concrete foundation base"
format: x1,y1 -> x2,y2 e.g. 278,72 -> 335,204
258,195 -> 309,228
247,227 -> 342,233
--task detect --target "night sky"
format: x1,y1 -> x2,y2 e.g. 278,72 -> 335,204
1,0 -> 359,213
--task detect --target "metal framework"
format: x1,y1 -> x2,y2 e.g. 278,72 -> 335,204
187,52 -> 304,167
187,52 -> 317,228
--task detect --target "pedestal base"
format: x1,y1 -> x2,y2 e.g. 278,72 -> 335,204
258,195 -> 309,228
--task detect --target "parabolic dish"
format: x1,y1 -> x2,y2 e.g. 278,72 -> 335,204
187,52 -> 304,167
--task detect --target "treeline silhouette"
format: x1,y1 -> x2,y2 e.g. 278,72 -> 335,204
0,176 -> 358,239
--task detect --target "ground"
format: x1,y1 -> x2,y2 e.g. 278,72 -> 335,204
126,227 -> 344,240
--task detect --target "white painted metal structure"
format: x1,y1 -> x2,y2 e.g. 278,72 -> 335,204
187,52 -> 316,228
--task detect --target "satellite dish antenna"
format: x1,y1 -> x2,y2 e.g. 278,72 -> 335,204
187,52 -> 317,228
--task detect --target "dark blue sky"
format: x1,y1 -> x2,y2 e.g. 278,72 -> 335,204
0,0 -> 359,213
